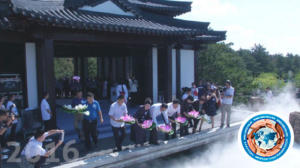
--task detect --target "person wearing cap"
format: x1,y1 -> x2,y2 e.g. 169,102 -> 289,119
109,95 -> 128,151
220,80 -> 235,128
149,103 -> 169,145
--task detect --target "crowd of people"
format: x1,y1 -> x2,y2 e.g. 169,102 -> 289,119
0,79 -> 235,168
55,76 -> 139,104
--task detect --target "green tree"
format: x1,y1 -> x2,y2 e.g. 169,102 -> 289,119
252,73 -> 285,90
54,58 -> 74,79
295,72 -> 300,88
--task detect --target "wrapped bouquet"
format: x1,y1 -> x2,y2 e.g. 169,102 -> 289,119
141,120 -> 156,131
187,110 -> 201,119
175,116 -> 188,126
201,114 -> 212,124
120,115 -> 135,125
62,104 -> 89,116
158,124 -> 174,135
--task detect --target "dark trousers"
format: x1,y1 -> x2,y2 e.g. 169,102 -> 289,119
9,123 -> 17,141
83,119 -> 98,149
149,128 -> 158,144
165,123 -> 177,140
44,119 -> 54,132
29,156 -> 47,168
193,119 -> 200,132
112,126 -> 126,150
180,124 -> 189,137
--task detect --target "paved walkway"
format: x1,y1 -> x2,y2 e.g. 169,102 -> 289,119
2,101 -> 253,168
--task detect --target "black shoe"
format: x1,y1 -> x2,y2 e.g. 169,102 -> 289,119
227,125 -> 230,128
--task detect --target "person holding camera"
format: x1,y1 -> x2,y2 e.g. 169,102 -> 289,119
22,129 -> 64,168
220,80 -> 235,128
0,110 -> 14,168
6,94 -> 19,142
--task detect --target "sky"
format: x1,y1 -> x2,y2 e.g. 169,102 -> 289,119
176,0 -> 300,55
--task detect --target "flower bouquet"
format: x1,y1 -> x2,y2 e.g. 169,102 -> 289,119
141,120 -> 156,131
158,124 -> 174,135
187,110 -> 201,119
62,104 -> 89,116
175,116 -> 188,126
201,114 -> 211,124
120,115 -> 135,125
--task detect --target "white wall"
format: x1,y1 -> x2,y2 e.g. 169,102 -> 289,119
180,49 -> 194,88
25,43 -> 38,109
172,49 -> 176,99
152,47 -> 158,103
80,0 -> 134,16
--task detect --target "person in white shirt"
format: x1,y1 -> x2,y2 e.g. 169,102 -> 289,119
221,80 -> 235,128
22,129 -> 64,168
129,76 -> 138,105
41,92 -> 53,131
166,99 -> 181,139
116,80 -> 129,103
6,94 -> 19,142
109,95 -> 128,152
149,103 -> 168,145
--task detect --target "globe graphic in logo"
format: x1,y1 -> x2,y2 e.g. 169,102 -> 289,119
254,127 -> 278,150
239,112 -> 293,162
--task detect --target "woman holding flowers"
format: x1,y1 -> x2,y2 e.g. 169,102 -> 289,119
166,99 -> 181,139
132,100 -> 152,147
180,96 -> 196,136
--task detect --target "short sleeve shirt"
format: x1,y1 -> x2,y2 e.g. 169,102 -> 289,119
167,103 -> 180,117
41,99 -> 51,121
22,132 -> 49,159
109,102 -> 128,127
222,86 -> 235,105
84,100 -> 101,121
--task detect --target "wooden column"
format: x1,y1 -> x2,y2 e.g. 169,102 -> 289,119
194,48 -> 200,83
37,39 -> 56,125
104,56 -> 109,80
176,47 -> 181,98
74,56 -> 79,76
165,45 -> 173,102
97,57 -> 103,79
80,56 -> 88,94
111,56 -> 116,82
124,56 -> 129,79
144,47 -> 153,99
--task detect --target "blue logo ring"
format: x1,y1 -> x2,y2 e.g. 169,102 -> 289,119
240,113 -> 292,162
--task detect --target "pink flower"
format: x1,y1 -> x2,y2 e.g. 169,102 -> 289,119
158,124 -> 174,135
141,120 -> 153,129
188,110 -> 200,119
175,116 -> 187,123
120,115 -> 135,124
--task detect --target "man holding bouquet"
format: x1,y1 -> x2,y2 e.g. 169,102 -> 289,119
167,99 -> 181,139
72,90 -> 86,141
83,92 -> 104,150
109,95 -> 128,152
149,103 -> 169,145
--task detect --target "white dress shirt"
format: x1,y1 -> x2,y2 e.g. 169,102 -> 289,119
150,103 -> 169,126
41,99 -> 51,121
22,132 -> 49,159
167,103 -> 181,117
109,102 -> 128,127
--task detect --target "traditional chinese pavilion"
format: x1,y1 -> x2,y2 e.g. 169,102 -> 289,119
0,0 -> 225,116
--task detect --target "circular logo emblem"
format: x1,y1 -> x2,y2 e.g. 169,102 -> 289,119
238,112 -> 294,162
